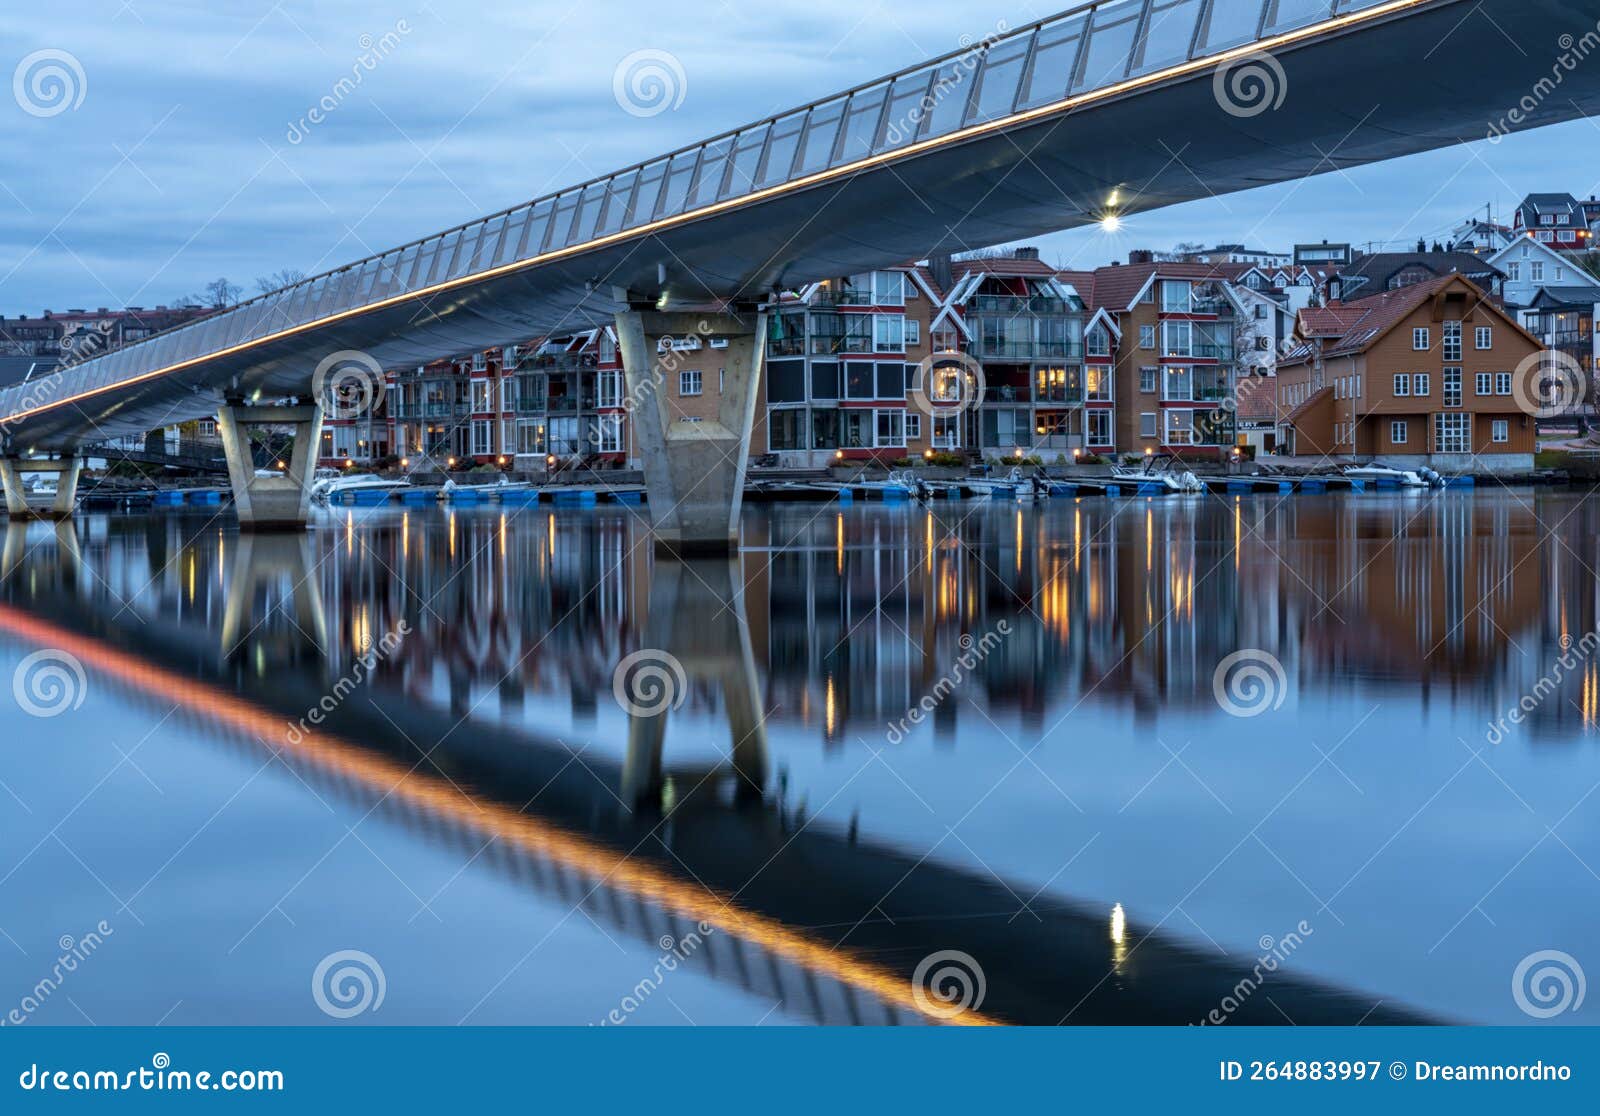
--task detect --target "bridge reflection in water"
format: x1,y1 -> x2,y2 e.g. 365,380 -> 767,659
5,493 -> 1598,1024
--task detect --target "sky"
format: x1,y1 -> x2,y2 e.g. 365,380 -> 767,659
3,0 -> 1600,313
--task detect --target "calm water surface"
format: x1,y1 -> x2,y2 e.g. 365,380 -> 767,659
1,490 -> 1597,1025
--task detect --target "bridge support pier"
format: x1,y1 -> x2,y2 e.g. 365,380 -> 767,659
614,308 -> 766,557
0,456 -> 83,521
216,401 -> 324,531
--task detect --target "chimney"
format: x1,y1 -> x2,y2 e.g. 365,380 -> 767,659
1012,246 -> 1041,261
1128,249 -> 1154,265
928,252 -> 953,294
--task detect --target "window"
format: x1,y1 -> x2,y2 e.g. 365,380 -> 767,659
1531,262 -> 1545,281
1412,328 -> 1430,350
1495,372 -> 1512,395
1160,280 -> 1191,313
904,413 -> 921,441
1413,373 -> 1430,397
1492,419 -> 1509,443
1164,410 -> 1194,446
875,410 -> 905,447
1162,320 -> 1192,356
680,370 -> 702,396
472,352 -> 487,372
1508,262 -> 1521,280
1139,366 -> 1157,393
1393,374 -> 1410,397
1087,410 -> 1111,445
874,314 -> 905,353
1140,412 -> 1157,438
1139,324 -> 1156,350
597,415 -> 623,453
1443,321 -> 1462,361
905,319 -> 921,346
471,419 -> 492,456
933,414 -> 960,448
1476,326 -> 1493,349
1391,420 -> 1408,445
1086,327 -> 1110,357
1476,372 -> 1493,395
1085,366 -> 1112,401
470,379 -> 492,412
597,369 -> 622,409
871,271 -> 905,306
1435,412 -> 1470,453
1444,368 -> 1461,407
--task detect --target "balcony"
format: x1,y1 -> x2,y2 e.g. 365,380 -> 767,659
973,339 -> 1084,361
520,352 -> 597,373
1550,330 -> 1593,349
968,295 -> 1075,315
768,336 -> 807,357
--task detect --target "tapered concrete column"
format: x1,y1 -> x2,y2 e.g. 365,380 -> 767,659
0,456 -> 82,521
620,557 -> 769,812
216,401 -> 324,530
614,309 -> 766,556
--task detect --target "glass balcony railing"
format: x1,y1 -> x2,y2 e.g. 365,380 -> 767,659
974,339 -> 1084,360
968,295 -> 1076,315
1,0 -> 1378,426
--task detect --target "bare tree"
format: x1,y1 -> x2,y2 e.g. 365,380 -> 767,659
200,277 -> 243,308
255,268 -> 308,295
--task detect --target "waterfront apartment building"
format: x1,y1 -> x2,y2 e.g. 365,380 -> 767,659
1275,275 -> 1540,471
1067,258 -> 1245,460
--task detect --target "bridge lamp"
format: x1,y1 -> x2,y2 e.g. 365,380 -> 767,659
1099,214 -> 1122,233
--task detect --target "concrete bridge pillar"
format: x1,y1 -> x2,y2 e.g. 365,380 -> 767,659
613,308 -> 766,557
0,455 -> 83,521
216,400 -> 324,530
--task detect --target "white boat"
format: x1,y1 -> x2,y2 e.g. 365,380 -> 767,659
1342,462 -> 1440,488
311,474 -> 411,505
966,467 -> 1034,498
1110,460 -> 1205,493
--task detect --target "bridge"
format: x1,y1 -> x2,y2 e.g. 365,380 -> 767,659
0,520 -> 1433,1024
1,0 -> 1595,546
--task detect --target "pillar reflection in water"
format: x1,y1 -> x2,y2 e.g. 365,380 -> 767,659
220,530 -> 329,675
1,520 -> 81,591
621,557 -> 769,813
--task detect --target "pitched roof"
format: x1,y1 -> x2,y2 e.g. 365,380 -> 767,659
1281,385 -> 1332,426
1340,251 -> 1503,297
1526,284 -> 1600,307
1297,305 -> 1368,338
1071,261 -> 1249,313
1282,274 -> 1527,366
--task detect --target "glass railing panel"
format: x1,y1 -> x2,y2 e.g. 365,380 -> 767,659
755,111 -> 806,187
916,62 -> 975,141
626,159 -> 667,226
877,67 -> 937,151
566,184 -> 607,247
834,83 -> 888,164
722,126 -> 769,198
1017,12 -> 1089,108
1196,0 -> 1268,52
968,33 -> 1033,124
1074,0 -> 1145,91
687,137 -> 733,209
422,232 -> 460,287
1133,0 -> 1205,73
466,216 -> 502,270
513,198 -> 554,257
1262,0 -> 1335,34
794,97 -> 847,177
655,150 -> 701,218
596,171 -> 638,235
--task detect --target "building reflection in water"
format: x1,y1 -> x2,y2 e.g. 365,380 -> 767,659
13,492 -> 1600,748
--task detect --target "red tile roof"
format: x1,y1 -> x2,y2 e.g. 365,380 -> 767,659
1061,261 -> 1250,313
1281,274 -> 1517,367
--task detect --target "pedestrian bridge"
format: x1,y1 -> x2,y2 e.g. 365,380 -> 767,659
1,0 -> 1595,543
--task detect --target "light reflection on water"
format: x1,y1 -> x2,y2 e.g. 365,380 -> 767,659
0,491 -> 1597,1025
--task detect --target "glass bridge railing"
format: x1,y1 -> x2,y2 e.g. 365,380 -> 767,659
1,0 -> 1400,423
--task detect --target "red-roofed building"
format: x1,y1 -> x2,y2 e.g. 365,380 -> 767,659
1275,275 -> 1541,471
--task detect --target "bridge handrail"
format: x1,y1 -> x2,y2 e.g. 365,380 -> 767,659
0,0 -> 1403,425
